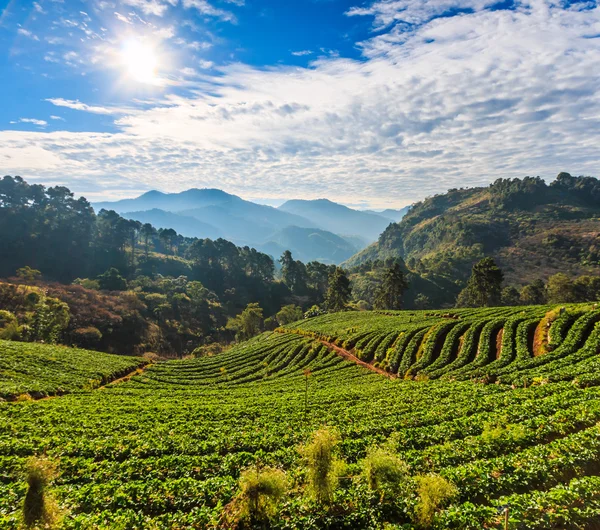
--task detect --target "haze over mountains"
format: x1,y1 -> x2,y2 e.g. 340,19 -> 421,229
94,189 -> 407,264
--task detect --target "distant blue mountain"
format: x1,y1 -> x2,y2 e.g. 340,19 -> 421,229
278,198 -> 394,242
94,188 -> 401,264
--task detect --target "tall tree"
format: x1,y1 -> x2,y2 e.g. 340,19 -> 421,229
374,263 -> 409,310
140,223 -> 156,259
456,257 -> 504,307
325,267 -> 351,312
279,251 -> 308,295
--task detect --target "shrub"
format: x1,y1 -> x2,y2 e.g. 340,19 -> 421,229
362,446 -> 408,497
414,474 -> 457,528
22,456 -> 61,528
232,466 -> 287,524
302,428 -> 343,505
71,326 -> 103,349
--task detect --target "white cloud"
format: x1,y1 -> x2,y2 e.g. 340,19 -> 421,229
17,28 -> 40,41
3,1 -> 600,208
346,0 -> 503,29
181,0 -> 237,23
50,115 -> 65,121
291,50 -> 312,56
122,0 -> 170,17
13,118 -> 48,127
45,98 -> 126,115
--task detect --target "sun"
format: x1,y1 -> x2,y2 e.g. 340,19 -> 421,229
120,38 -> 159,85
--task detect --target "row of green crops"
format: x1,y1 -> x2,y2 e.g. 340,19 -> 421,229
283,303 -> 600,383
2,303 -> 600,528
0,340 -> 147,400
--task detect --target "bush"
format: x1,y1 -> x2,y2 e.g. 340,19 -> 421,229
302,428 -> 343,505
71,326 -> 103,349
414,474 -> 457,528
231,466 -> 287,524
22,456 -> 61,528
362,446 -> 408,497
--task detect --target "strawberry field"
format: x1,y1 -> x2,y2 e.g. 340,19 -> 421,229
2,304 -> 600,528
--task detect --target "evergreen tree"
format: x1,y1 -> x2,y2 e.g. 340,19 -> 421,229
325,267 -> 351,312
374,263 -> 409,310
456,257 -> 504,307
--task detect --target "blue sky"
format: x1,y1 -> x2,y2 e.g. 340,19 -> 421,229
0,0 -> 599,207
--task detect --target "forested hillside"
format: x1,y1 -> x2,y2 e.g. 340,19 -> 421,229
344,173 -> 600,285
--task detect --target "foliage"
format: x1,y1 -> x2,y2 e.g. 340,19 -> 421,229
456,257 -> 504,307
276,304 -> 304,326
0,339 -> 147,399
343,173 -> 600,301
97,268 -> 127,291
231,466 -> 287,524
227,303 -> 264,341
302,428 -> 342,505
373,263 -> 409,310
362,446 -> 408,496
3,305 -> 600,527
326,267 -> 352,312
414,475 -> 457,528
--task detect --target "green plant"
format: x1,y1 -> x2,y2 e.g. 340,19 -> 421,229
362,446 -> 408,497
302,427 -> 342,505
414,474 -> 457,528
232,466 -> 287,524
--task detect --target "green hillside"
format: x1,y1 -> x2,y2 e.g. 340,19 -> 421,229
3,304 -> 600,528
0,340 -> 147,400
343,174 -> 600,285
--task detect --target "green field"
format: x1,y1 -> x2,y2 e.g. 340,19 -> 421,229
0,340 -> 148,400
2,304 -> 600,529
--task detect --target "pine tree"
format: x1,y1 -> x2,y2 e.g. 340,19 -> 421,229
325,267 -> 351,312
456,257 -> 504,307
374,263 -> 409,310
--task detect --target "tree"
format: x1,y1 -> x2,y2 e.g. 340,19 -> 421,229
325,267 -> 351,312
227,302 -> 264,341
520,279 -> 546,305
158,228 -> 177,255
373,263 -> 409,310
279,251 -> 308,295
276,304 -> 303,325
127,219 -> 142,268
97,268 -> 127,291
456,257 -> 504,307
547,273 -> 578,303
140,223 -> 157,259
501,286 -> 521,306
16,266 -> 42,283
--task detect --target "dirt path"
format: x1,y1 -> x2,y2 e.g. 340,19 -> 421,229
318,339 -> 398,379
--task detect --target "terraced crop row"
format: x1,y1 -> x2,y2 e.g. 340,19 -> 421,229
0,340 -> 147,400
284,304 -> 600,384
2,303 -> 600,528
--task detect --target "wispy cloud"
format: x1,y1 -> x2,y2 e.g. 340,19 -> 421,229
45,98 -> 127,115
182,0 -> 237,23
17,28 -> 40,41
291,50 -> 312,56
11,118 -> 48,127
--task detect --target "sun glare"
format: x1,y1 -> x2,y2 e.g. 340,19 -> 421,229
120,39 -> 158,85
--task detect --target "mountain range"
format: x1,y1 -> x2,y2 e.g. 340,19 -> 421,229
94,189 -> 408,264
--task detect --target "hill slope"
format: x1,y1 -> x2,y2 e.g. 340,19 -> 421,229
123,209 -> 222,240
279,198 -> 393,242
258,225 -> 359,264
0,340 -> 147,400
344,173 -> 600,284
